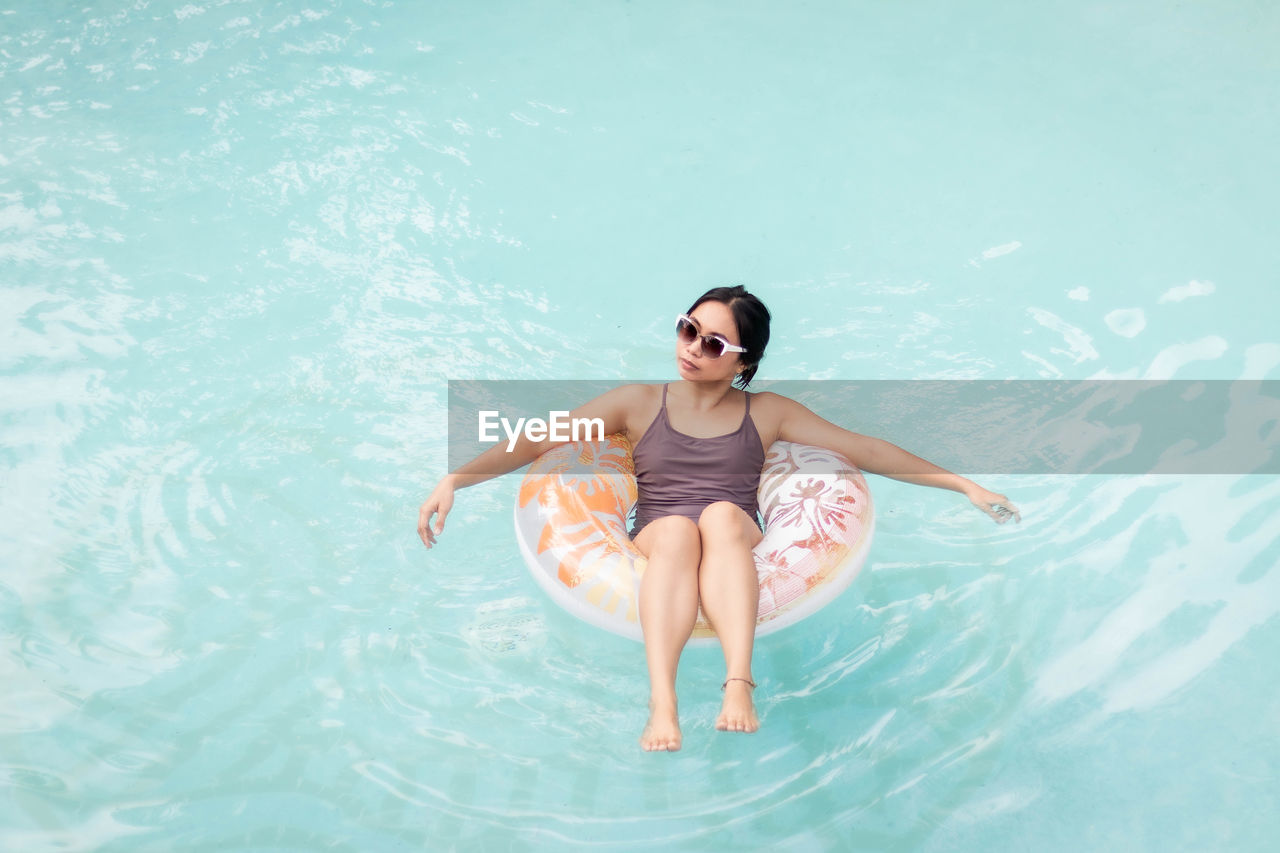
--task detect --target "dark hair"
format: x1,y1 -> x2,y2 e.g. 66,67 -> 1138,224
686,285 -> 771,388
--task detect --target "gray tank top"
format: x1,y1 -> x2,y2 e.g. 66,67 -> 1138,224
629,383 -> 766,538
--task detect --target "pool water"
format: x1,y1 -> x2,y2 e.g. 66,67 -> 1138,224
2,0 -> 1278,849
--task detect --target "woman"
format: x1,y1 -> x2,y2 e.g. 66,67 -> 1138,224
418,285 -> 1020,752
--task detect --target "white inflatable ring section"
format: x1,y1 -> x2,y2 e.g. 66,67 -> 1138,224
514,434 -> 874,645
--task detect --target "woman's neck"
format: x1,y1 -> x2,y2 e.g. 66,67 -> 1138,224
672,378 -> 738,412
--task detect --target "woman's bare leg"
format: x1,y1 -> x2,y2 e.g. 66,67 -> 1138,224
696,502 -> 764,733
633,516 -> 701,751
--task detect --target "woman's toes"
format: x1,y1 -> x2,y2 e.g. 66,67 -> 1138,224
641,703 -> 682,751
716,681 -> 759,734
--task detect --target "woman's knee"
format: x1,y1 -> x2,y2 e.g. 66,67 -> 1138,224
697,502 -> 755,544
636,515 -> 701,561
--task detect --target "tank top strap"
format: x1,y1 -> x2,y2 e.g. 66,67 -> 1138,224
661,383 -> 669,408
743,389 -> 750,415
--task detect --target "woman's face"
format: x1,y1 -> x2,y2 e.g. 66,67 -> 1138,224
675,300 -> 744,384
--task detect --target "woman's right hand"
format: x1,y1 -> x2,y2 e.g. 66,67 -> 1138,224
418,479 -> 455,548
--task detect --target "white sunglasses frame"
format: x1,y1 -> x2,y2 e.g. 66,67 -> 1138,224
675,313 -> 748,358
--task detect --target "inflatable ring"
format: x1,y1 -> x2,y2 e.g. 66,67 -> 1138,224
514,433 -> 874,645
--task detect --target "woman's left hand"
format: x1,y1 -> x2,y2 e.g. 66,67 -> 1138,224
966,486 -> 1021,524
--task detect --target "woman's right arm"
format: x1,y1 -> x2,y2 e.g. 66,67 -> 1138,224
417,383 -> 645,548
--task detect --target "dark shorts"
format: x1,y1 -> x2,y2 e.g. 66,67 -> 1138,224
628,505 -> 763,541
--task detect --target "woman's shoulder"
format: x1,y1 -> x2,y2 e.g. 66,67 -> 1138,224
596,383 -> 663,422
570,384 -> 663,442
744,389 -> 802,445
609,383 -> 663,404
746,389 -> 793,411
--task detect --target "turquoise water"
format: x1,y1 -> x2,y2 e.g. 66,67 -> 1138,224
3,0 -> 1278,849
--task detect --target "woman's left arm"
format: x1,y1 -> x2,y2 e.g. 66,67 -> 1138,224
770,393 -> 1021,524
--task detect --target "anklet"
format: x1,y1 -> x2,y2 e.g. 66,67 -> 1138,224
721,677 -> 757,691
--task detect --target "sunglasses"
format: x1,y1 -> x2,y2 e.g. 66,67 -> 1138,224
675,313 -> 748,359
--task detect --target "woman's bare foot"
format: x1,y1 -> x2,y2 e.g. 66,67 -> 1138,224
641,700 -> 682,751
715,679 -> 759,733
